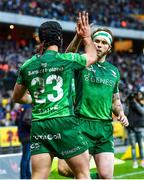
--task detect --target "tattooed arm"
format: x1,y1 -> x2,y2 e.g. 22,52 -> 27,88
112,93 -> 129,127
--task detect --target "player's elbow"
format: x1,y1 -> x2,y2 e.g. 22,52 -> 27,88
12,93 -> 18,103
86,55 -> 97,67
12,92 -> 21,103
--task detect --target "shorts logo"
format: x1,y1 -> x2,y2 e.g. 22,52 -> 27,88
33,133 -> 61,141
61,146 -> 80,156
31,143 -> 40,151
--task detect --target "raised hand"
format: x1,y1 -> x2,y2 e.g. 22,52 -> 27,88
76,11 -> 91,39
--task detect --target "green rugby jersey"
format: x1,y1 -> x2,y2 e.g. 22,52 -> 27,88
75,61 -> 120,120
17,50 -> 86,121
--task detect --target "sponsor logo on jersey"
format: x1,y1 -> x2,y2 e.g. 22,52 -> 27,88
49,67 -> 64,72
84,74 -> 115,87
41,63 -> 47,67
86,65 -> 96,73
38,105 -> 58,113
28,67 -> 64,76
28,68 -> 48,75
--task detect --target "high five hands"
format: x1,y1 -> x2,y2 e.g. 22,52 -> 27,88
76,11 -> 91,39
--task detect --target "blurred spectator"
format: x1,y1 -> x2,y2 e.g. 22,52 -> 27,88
0,0 -> 144,30
126,90 -> 144,168
0,102 -> 6,126
110,52 -> 144,98
16,104 -> 32,179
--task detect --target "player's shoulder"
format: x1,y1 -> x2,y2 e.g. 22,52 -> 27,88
105,61 -> 120,79
106,61 -> 119,72
21,54 -> 37,69
56,52 -> 80,61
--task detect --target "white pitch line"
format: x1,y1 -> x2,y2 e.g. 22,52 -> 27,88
0,153 -> 22,158
114,170 -> 144,179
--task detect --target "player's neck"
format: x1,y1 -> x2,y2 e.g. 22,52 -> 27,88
98,54 -> 106,62
47,45 -> 59,52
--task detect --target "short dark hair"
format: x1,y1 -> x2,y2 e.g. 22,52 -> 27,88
92,28 -> 114,43
39,21 -> 63,49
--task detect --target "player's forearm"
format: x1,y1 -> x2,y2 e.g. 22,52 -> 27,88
112,93 -> 125,116
112,103 -> 124,117
13,94 -> 32,104
65,34 -> 82,53
12,83 -> 32,104
83,37 -> 97,66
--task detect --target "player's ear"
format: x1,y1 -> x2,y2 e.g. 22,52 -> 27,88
108,45 -> 112,53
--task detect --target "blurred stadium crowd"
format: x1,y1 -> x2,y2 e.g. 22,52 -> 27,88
0,0 -> 144,30
0,0 -> 144,127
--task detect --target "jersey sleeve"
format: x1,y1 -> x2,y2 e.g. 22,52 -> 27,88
113,68 -> 120,94
56,52 -> 87,70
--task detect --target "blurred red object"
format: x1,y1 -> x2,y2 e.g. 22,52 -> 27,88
121,21 -> 127,27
